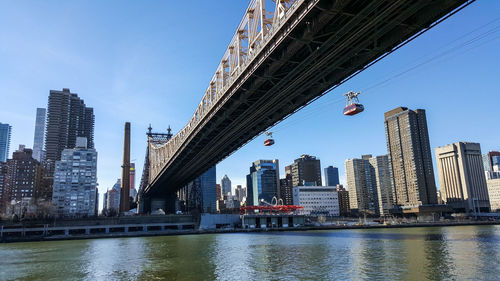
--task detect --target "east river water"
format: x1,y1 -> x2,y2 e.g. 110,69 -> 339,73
0,225 -> 498,281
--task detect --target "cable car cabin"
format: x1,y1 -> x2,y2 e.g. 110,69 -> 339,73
343,103 -> 364,116
264,138 -> 275,146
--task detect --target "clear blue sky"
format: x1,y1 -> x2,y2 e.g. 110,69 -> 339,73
1,1 -> 499,209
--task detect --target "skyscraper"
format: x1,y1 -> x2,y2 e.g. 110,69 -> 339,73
221,174 -> 232,197
186,166 -> 217,213
291,154 -> 322,187
106,179 -> 121,212
435,142 -> 490,213
385,107 -> 437,207
324,166 -> 339,187
200,166 -> 217,213
32,108 -> 46,162
0,123 -> 12,162
369,155 -> 394,216
280,165 -> 294,205
52,137 -> 97,217
45,88 -> 94,163
235,185 -> 244,203
482,154 -> 492,172
345,155 -> 380,215
246,160 -> 280,206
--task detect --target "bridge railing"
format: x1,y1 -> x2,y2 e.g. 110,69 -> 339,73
149,0 -> 306,184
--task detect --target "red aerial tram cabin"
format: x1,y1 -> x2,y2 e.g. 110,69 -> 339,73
264,138 -> 275,146
264,131 -> 275,146
343,103 -> 364,115
343,91 -> 364,116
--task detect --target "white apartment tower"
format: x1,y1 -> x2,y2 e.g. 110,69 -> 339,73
52,137 -> 98,217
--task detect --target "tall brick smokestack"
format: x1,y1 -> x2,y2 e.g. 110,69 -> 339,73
120,122 -> 131,213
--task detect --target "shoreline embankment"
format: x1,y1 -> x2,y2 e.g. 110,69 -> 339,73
1,220 -> 498,244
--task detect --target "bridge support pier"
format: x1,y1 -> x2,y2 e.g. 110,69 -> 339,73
146,190 -> 178,214
150,198 -> 166,213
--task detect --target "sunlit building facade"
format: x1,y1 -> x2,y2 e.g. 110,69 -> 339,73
385,107 -> 437,207
293,186 -> 339,216
246,160 -> 280,206
435,142 -> 490,212
345,155 -> 380,215
486,178 -> 500,212
52,137 -> 98,217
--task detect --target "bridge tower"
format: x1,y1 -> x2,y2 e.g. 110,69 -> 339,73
137,125 -> 174,214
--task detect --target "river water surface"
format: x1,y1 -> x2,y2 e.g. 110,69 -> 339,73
0,225 -> 498,280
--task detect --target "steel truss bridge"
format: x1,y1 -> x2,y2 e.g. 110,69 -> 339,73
140,0 -> 472,212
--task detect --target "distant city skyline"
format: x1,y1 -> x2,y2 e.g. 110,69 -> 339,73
1,1 -> 500,208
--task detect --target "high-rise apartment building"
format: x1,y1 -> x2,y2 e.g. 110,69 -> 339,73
385,107 -> 437,207
0,162 -> 7,210
345,155 -> 380,215
0,123 -> 12,162
369,155 -> 394,216
291,155 -> 322,187
32,108 -> 46,162
45,88 -> 94,163
435,142 -> 490,213
52,137 -> 98,217
1,146 -> 43,212
324,166 -> 339,187
246,160 -> 279,206
336,184 -> 350,216
221,174 -> 232,197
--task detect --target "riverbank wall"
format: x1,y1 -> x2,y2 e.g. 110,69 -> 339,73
1,220 -> 498,243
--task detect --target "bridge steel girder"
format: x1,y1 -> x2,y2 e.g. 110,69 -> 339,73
144,0 -> 470,200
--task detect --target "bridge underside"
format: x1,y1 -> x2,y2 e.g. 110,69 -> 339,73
144,0 -> 468,207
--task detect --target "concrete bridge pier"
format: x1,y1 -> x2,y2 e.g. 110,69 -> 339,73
150,198 -> 166,213
145,190 -> 177,214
